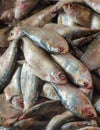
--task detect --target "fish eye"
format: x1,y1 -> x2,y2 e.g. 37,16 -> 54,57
59,73 -> 66,80
58,46 -> 64,53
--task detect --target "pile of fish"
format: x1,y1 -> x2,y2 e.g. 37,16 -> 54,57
0,0 -> 100,129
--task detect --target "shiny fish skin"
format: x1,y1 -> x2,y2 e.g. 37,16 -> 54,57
61,120 -> 96,130
14,0 -> 39,20
52,53 -> 93,96
84,0 -> 100,14
93,95 -> 100,114
77,126 -> 100,130
41,83 -> 60,101
18,24 -> 69,54
22,5 -> 57,27
20,100 -> 65,119
63,3 -> 92,28
21,63 -> 42,111
0,39 -> 18,92
81,35 -> 100,71
44,23 -> 100,40
22,37 -> 67,84
51,83 -> 97,119
46,111 -> 75,130
4,66 -> 23,111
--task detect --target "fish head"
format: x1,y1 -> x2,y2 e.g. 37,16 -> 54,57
57,44 -> 68,54
50,70 -> 67,85
80,104 -> 97,119
78,70 -> 93,90
8,27 -> 23,41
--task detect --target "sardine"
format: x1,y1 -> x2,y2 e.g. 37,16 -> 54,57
41,83 -> 60,101
0,39 -> 18,92
22,5 -> 57,27
44,23 -> 100,40
18,24 -> 69,54
52,53 -> 93,96
51,83 -> 97,119
22,37 -> 67,84
4,66 -> 23,111
77,126 -> 100,130
20,100 -> 66,120
81,35 -> 100,70
46,111 -> 75,130
63,3 -> 92,28
14,0 -> 39,20
61,120 -> 97,130
21,63 -> 42,111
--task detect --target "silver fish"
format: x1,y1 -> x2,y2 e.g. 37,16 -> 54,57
18,24 -> 69,54
21,63 -> 42,111
22,37 -> 67,84
4,66 -> 23,111
51,83 -> 97,119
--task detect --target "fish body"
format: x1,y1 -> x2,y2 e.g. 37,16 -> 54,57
22,37 -> 67,84
0,39 -> 18,92
18,24 -> 69,54
21,63 -> 42,111
14,0 -> 39,20
51,83 -> 97,119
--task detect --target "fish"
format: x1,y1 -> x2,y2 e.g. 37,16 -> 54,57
44,23 -> 100,40
81,34 -> 100,71
51,83 -> 97,119
21,62 -> 43,111
14,0 -> 39,20
41,83 -> 60,101
61,120 -> 97,130
22,5 -> 57,27
17,24 -> 69,54
77,126 -> 100,130
22,36 -> 67,84
63,3 -> 92,28
4,66 -> 23,111
84,0 -> 100,14
20,100 -> 66,120
0,39 -> 18,92
0,94 -> 22,126
91,14 -> 100,29
51,53 -> 93,97
46,111 -> 75,130
0,8 -> 14,22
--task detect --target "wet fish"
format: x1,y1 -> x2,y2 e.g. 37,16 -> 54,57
4,66 -> 23,111
51,83 -> 97,119
22,5 -> 57,27
91,14 -> 100,29
44,23 -> 100,40
22,37 -> 67,84
81,34 -> 100,71
63,3 -> 92,28
52,53 -> 93,96
61,120 -> 97,130
84,0 -> 100,14
41,83 -> 60,101
21,62 -> 42,111
0,94 -> 22,126
20,100 -> 66,120
77,126 -> 100,130
46,111 -> 75,130
0,39 -> 18,92
14,0 -> 39,20
18,24 -> 69,54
